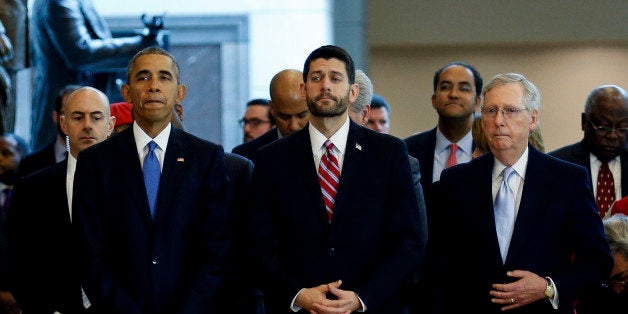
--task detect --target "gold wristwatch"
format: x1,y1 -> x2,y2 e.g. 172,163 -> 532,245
544,277 -> 555,299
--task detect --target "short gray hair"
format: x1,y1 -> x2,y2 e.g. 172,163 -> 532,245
352,69 -> 373,113
603,213 -> 628,258
481,73 -> 541,112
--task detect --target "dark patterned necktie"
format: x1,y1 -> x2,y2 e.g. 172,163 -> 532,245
596,162 -> 615,218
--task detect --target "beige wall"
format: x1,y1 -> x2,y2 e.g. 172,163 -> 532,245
367,0 -> 628,152
369,44 -> 628,152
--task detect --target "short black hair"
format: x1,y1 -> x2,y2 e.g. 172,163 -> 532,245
54,84 -> 82,113
246,98 -> 275,125
433,61 -> 483,97
303,45 -> 355,84
370,94 -> 390,112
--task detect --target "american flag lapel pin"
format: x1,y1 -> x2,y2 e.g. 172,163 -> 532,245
355,143 -> 362,151
177,157 -> 184,162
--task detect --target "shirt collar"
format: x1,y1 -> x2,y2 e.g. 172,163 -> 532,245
435,127 -> 474,155
309,116 -> 350,155
133,122 -> 171,153
492,147 -> 529,182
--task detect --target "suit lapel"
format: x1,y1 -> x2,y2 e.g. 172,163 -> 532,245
333,122 -> 366,224
154,128 -> 187,220
507,147 -> 547,265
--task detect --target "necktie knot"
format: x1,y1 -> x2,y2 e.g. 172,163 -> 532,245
446,143 -> 458,168
147,140 -> 158,154
502,167 -> 515,185
323,140 -> 335,153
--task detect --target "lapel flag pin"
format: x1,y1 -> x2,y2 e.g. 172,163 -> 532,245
355,143 -> 362,151
177,158 -> 184,162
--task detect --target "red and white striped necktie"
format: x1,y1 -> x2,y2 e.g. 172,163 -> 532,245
318,140 -> 340,222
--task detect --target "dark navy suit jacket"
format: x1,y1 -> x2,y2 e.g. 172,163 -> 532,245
434,146 -> 613,313
72,127 -> 230,314
246,121 -> 423,314
549,140 -> 628,198
231,128 -> 280,164
7,160 -> 89,313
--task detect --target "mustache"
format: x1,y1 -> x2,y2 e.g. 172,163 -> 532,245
315,92 -> 338,102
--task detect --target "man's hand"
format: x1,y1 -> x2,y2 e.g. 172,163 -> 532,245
489,270 -> 547,311
310,280 -> 361,314
296,281 -> 341,312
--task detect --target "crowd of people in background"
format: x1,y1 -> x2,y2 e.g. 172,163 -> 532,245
0,2 -> 625,314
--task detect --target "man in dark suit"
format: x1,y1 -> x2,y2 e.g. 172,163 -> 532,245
16,84 -> 80,178
245,45 -> 422,314
403,61 -> 482,314
232,69 -> 309,164
30,0 -> 162,150
72,47 -> 230,313
6,86 -> 115,313
434,73 -> 613,313
549,85 -> 628,219
0,132 -> 28,314
404,61 -> 482,189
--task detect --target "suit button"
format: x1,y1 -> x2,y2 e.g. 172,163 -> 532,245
328,248 -> 335,256
152,258 -> 158,265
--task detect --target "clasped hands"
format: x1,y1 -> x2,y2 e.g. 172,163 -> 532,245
489,270 -> 548,311
296,280 -> 361,314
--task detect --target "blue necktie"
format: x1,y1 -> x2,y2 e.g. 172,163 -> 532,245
494,167 -> 515,262
143,141 -> 161,218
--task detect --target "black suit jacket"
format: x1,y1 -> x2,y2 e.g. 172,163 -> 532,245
231,128 -> 279,164
6,160 -> 89,313
246,121 -> 423,314
434,147 -> 613,313
16,139 -> 58,178
72,127 -> 230,314
548,140 -> 628,198
404,128 -> 438,188
218,152 -> 264,314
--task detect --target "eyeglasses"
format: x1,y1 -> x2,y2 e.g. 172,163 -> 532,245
606,271 -> 627,294
587,118 -> 628,137
238,118 -> 270,128
480,106 -> 529,119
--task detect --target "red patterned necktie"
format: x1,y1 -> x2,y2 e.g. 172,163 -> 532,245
596,162 -> 615,218
446,143 -> 458,168
318,140 -> 340,222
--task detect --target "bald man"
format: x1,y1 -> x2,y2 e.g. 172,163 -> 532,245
6,87 -> 114,313
550,84 -> 628,219
232,69 -> 310,163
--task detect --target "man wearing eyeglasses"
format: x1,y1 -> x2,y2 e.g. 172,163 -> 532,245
232,70 -> 310,163
432,73 -> 613,313
549,85 -> 628,219
239,98 -> 275,143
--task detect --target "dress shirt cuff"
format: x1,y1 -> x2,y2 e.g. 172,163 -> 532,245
546,277 -> 559,309
290,288 -> 305,312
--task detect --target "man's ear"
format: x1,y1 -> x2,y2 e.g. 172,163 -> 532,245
59,115 -> 68,136
121,84 -> 132,103
174,103 -> 184,121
